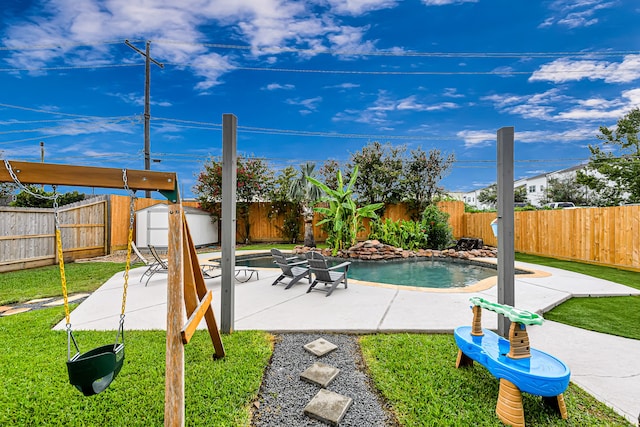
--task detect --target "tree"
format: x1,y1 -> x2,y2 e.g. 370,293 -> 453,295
193,155 -> 273,243
514,185 -> 528,203
318,159 -> 341,191
288,162 -> 323,247
400,147 -> 455,220
0,182 -> 17,205
577,108 -> 640,206
477,184 -> 498,207
347,141 -> 405,207
268,166 -> 301,243
541,175 -> 589,206
10,186 -> 85,208
307,166 -> 384,255
477,184 -> 529,208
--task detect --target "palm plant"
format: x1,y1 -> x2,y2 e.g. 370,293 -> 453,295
307,166 -> 384,255
288,162 -> 323,247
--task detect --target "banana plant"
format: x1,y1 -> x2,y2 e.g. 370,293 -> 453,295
307,166 -> 384,255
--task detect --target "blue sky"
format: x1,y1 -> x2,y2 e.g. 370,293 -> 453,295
1,0 -> 639,199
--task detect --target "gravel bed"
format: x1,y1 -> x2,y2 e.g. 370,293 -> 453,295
252,333 -> 398,427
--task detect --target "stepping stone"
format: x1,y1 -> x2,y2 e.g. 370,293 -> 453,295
25,297 -> 53,304
43,293 -> 90,307
304,338 -> 338,357
300,362 -> 340,388
0,307 -> 32,316
304,389 -> 353,426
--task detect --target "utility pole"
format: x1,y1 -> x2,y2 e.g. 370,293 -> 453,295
125,40 -> 164,198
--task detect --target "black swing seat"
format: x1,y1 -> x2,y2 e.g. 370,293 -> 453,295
67,343 -> 125,396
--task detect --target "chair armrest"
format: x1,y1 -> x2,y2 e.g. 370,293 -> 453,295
328,261 -> 351,271
287,260 -> 309,267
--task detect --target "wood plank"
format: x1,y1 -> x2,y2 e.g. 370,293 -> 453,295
1,160 -> 176,191
165,202 -> 185,427
180,290 -> 213,344
0,234 -> 54,241
183,213 -> 225,358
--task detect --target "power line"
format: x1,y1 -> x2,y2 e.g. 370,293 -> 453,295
152,39 -> 639,58
0,63 -> 143,72
0,102 -> 135,120
3,37 -> 636,58
0,40 -> 144,51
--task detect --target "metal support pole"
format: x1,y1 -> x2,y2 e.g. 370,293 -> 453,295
221,114 -> 237,334
144,41 -> 151,198
497,126 -> 515,337
124,39 -> 164,199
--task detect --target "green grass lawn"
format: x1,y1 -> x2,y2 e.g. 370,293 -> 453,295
359,334 -> 632,426
0,262 -> 130,305
0,307 -> 272,426
2,254 -> 638,426
516,253 -> 640,340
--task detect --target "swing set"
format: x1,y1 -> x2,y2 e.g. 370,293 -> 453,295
1,160 -> 224,424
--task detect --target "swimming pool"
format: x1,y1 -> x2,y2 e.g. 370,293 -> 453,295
235,254 -> 497,289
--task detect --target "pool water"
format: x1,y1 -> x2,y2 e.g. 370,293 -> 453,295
236,255 -> 496,289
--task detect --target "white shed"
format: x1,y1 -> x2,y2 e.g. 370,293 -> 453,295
135,204 -> 218,248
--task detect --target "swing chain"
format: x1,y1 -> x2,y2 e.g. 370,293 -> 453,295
120,169 -> 136,319
3,161 -> 72,325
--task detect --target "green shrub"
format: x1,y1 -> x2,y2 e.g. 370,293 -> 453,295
369,218 -> 428,250
369,204 -> 453,250
421,205 -> 454,249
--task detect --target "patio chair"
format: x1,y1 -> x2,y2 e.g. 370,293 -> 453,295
305,251 -> 351,297
132,241 -> 162,285
143,245 -> 169,286
270,248 -> 310,289
200,260 -> 260,283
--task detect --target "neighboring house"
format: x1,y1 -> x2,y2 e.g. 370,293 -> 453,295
462,164 -> 588,209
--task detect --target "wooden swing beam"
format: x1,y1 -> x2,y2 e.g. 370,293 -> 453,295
1,160 -> 224,427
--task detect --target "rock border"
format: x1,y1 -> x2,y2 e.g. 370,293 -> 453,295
294,239 -> 497,261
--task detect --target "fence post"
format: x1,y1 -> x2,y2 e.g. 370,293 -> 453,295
221,114 -> 237,334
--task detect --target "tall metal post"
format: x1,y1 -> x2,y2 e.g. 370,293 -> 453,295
221,114 -> 237,334
497,126 -> 515,337
143,41 -> 151,193
125,40 -> 164,198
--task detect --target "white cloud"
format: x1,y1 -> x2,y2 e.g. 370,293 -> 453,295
264,83 -> 295,90
556,89 -> 640,120
540,0 -> 615,28
482,88 -> 567,121
483,87 -> 640,123
397,96 -> 459,111
324,83 -> 360,89
334,91 -> 460,127
1,0 -> 385,91
529,55 -> 640,84
458,127 -> 598,149
457,130 -> 494,148
443,88 -> 465,98
422,0 -> 478,5
106,92 -> 172,107
285,96 -> 322,112
325,0 -> 398,16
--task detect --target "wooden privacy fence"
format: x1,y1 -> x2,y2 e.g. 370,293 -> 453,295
0,196 -> 108,273
3,196 -> 639,272
235,200 -> 465,243
462,206 -> 640,271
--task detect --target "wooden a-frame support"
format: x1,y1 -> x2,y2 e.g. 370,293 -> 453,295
1,160 -> 224,427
